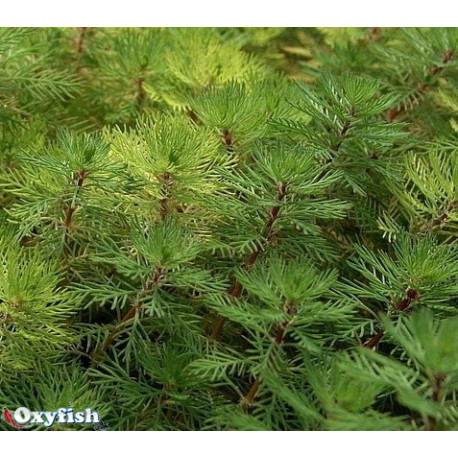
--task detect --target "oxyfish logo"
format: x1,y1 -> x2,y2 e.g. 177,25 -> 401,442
2,406 -> 102,429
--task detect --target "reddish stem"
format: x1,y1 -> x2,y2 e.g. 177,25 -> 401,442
158,172 -> 174,219
427,372 -> 446,430
363,288 -> 419,349
63,169 -> 88,254
135,77 -> 147,105
222,128 -> 234,152
243,377 -> 263,406
75,27 -> 89,55
387,49 -> 454,121
209,183 -> 287,340
243,300 -> 297,404
90,268 -> 164,368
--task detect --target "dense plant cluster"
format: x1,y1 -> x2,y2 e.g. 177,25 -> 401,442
0,27 -> 457,431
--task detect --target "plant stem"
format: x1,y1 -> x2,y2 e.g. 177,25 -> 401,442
363,287 -> 419,349
63,168 -> 88,251
387,49 -> 455,121
209,183 -> 288,340
320,112 -> 354,174
426,372 -> 446,430
75,27 -> 89,55
158,172 -> 174,219
367,27 -> 380,41
243,377 -> 263,406
333,119 -> 352,154
423,200 -> 458,232
222,128 -> 234,152
90,267 -> 164,368
242,299 -> 297,406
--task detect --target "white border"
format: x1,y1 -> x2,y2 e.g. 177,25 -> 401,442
0,431 -> 455,456
0,0 -> 456,27
0,1 -> 455,453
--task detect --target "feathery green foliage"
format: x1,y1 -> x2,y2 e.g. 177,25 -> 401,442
0,27 -> 457,431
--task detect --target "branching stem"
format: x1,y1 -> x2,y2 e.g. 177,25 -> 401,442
158,172 -> 174,219
209,183 -> 288,340
63,168 -> 88,251
90,267 -> 165,368
363,287 -> 419,349
222,128 -> 234,153
75,27 -> 89,56
387,49 -> 455,121
427,372 -> 446,430
242,299 -> 297,406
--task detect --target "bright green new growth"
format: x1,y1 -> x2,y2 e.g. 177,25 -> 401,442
0,27 -> 457,431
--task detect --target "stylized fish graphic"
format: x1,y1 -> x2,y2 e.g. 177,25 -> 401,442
2,408 -> 26,429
